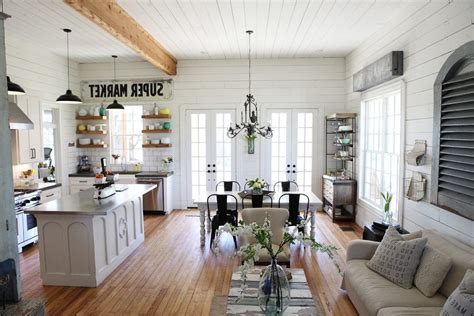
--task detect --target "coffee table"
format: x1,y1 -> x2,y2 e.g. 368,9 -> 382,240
210,268 -> 325,315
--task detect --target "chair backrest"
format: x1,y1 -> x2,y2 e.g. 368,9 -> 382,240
273,180 -> 299,192
244,180 -> 270,191
241,208 -> 289,245
216,181 -> 241,192
206,194 -> 238,221
278,193 -> 310,224
241,193 -> 273,209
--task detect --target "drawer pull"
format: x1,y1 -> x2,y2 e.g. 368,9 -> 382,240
79,180 -> 88,183
46,194 -> 54,198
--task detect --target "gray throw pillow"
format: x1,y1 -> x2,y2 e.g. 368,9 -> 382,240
367,226 -> 427,289
415,246 -> 452,297
441,269 -> 474,316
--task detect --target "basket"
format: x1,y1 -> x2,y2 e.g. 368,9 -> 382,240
404,177 -> 426,201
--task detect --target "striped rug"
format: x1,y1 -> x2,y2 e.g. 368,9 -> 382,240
211,267 -> 325,315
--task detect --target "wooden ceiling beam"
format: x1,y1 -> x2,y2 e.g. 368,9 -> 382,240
64,0 -> 177,75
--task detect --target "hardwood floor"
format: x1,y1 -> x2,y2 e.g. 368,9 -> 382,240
20,210 -> 361,315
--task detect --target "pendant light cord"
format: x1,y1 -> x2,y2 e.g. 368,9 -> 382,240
113,56 -> 116,81
66,30 -> 70,90
248,31 -> 251,96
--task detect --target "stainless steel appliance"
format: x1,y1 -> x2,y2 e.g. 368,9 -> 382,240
135,174 -> 165,214
14,190 -> 41,252
77,155 -> 91,173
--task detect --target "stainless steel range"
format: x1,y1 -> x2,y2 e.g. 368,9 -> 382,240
14,190 -> 41,253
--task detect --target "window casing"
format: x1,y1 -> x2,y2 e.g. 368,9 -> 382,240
359,89 -> 402,219
109,106 -> 143,164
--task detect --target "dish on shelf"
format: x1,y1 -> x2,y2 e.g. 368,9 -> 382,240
338,138 -> 351,145
78,108 -> 88,116
163,122 -> 171,130
78,138 -> 91,145
338,125 -> 352,132
159,108 -> 171,115
151,139 -> 161,145
161,137 -> 171,144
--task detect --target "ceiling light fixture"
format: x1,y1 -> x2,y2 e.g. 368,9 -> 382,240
7,76 -> 25,95
227,30 -> 272,139
56,29 -> 82,104
107,55 -> 124,110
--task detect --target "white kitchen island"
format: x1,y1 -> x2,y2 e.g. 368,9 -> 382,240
26,184 -> 156,287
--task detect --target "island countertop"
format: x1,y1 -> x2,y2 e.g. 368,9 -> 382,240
26,184 -> 156,215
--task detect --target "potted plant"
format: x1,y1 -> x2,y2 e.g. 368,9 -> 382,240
161,157 -> 173,172
213,218 -> 339,313
380,191 -> 394,225
247,177 -> 267,195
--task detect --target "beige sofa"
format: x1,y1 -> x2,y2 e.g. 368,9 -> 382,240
341,230 -> 474,316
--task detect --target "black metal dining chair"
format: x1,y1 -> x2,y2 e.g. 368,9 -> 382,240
207,194 -> 239,249
241,192 -> 273,209
278,193 -> 310,234
244,180 -> 270,191
273,180 -> 299,192
215,181 -> 241,191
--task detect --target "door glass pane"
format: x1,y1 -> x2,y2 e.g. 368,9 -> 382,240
190,113 -> 207,201
215,113 -> 232,184
296,112 -> 313,192
270,112 -> 288,185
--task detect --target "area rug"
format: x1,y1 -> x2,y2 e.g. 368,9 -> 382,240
210,268 -> 326,315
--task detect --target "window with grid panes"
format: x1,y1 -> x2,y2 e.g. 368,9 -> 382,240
109,106 -> 143,164
359,90 -> 402,218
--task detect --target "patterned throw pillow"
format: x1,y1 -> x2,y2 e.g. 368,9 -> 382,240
414,246 -> 452,297
441,269 -> 474,316
366,226 -> 428,289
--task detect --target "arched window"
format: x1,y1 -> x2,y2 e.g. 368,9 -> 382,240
432,41 -> 474,221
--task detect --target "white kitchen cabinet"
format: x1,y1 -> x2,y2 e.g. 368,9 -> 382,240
14,96 -> 43,164
115,175 -> 136,184
69,177 -> 95,194
40,187 -> 62,203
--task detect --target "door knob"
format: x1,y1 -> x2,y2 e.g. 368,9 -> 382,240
292,171 -> 296,173
293,164 -> 296,167
207,164 -> 211,167
287,170 -> 290,173
207,170 -> 211,173
212,170 -> 216,173
212,164 -> 216,167
287,164 -> 290,167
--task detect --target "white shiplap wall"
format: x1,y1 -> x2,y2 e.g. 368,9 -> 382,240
6,35 -> 80,193
79,58 -> 346,207
345,1 -> 474,246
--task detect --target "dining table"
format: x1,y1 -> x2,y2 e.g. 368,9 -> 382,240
194,190 -> 323,247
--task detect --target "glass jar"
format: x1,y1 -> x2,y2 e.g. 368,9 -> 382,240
257,258 -> 290,314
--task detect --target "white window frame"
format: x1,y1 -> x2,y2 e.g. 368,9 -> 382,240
109,105 -> 144,164
358,81 -> 405,222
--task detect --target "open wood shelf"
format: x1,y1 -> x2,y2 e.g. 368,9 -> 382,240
142,129 -> 172,134
76,130 -> 107,135
142,114 -> 172,119
142,144 -> 172,148
77,144 -> 108,148
76,115 -> 108,121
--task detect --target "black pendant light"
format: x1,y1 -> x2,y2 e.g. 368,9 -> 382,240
107,55 -> 124,110
7,76 -> 26,95
56,29 -> 82,104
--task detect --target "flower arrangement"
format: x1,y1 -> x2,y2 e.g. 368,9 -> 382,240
162,157 -> 173,164
380,191 -> 394,225
111,154 -> 120,164
213,217 -> 340,309
248,177 -> 267,191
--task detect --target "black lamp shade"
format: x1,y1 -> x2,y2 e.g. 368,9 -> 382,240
7,76 -> 26,95
56,89 -> 82,104
107,99 -> 125,110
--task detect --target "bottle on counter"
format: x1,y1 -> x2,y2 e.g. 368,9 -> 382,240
135,163 -> 142,172
154,103 -> 159,115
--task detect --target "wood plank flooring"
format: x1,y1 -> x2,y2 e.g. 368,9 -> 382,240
19,210 -> 360,315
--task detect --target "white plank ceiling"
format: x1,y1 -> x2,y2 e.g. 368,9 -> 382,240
4,0 -> 432,63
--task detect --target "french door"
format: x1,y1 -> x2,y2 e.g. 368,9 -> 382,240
185,109 -> 236,206
264,109 -> 317,192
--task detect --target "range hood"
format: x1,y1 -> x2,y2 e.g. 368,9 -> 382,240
8,102 -> 33,130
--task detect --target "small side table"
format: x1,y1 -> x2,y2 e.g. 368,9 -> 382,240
363,225 -> 409,242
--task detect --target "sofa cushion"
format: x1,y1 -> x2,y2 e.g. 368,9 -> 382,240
367,226 -> 428,289
422,230 -> 474,297
345,260 -> 446,316
441,269 -> 474,316
377,307 -> 442,316
414,246 -> 452,297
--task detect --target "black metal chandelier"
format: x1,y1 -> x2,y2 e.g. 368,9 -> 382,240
227,30 -> 272,139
